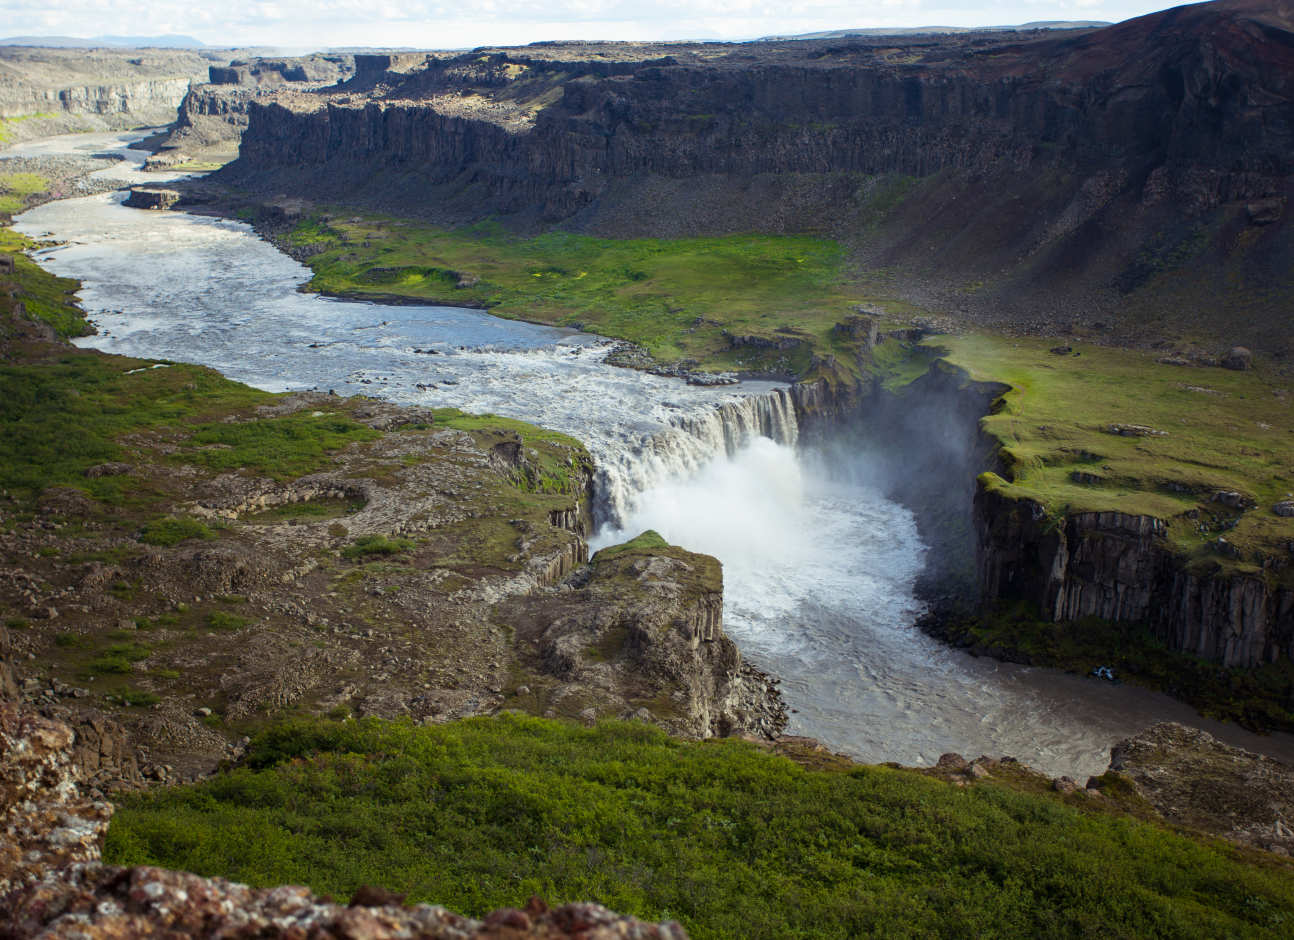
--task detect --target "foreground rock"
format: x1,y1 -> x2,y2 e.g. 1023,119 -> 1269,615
1109,722 -> 1294,855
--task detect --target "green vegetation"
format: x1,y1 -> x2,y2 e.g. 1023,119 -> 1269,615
0,170 -> 49,216
932,604 -> 1294,732
106,715 -> 1294,939
0,351 -> 269,504
934,334 -> 1294,583
0,227 -> 92,338
285,215 -> 885,373
241,497 -> 365,523
341,534 -> 415,559
181,412 -> 381,480
206,611 -> 252,631
85,642 -> 151,676
589,529 -> 669,563
0,112 -> 56,145
108,687 -> 161,707
139,516 -> 215,546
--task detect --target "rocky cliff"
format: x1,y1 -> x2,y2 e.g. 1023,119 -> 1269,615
222,0 -> 1294,350
151,55 -> 355,166
975,483 -> 1294,668
498,533 -> 786,740
0,47 -> 223,138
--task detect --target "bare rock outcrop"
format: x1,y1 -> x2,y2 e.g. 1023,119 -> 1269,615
502,535 -> 786,740
975,484 -> 1294,667
1107,722 -> 1294,855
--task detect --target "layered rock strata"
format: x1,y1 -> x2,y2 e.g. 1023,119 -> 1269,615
975,484 -> 1294,667
220,1 -> 1294,349
0,47 -> 221,135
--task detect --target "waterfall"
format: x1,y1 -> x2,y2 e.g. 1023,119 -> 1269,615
593,386 -> 799,529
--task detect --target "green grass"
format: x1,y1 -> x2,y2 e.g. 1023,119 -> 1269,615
285,216 -> 877,373
589,529 -> 670,563
139,516 -> 215,546
105,714 -> 1294,939
0,350 -> 268,503
180,413 -> 380,480
207,611 -> 251,632
934,334 -> 1294,583
241,497 -> 365,523
0,171 -> 49,216
0,227 -> 92,338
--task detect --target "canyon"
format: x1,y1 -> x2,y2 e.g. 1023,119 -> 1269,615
220,0 -> 1294,355
3,3 -> 1294,932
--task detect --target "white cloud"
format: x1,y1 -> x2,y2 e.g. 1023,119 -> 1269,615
0,1 -> 1183,48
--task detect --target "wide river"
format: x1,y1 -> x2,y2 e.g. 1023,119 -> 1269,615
12,131 -> 1294,776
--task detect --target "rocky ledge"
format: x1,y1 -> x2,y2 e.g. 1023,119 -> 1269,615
1109,721 -> 1294,856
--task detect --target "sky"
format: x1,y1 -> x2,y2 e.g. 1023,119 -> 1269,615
0,1 -> 1193,50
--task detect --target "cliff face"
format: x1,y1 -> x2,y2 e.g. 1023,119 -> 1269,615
234,3 -> 1292,197
150,55 -> 355,166
497,538 -> 786,740
0,47 -> 221,133
221,1 -> 1294,350
975,484 -> 1294,667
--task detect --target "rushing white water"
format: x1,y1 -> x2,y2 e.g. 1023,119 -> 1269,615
11,131 -> 1294,777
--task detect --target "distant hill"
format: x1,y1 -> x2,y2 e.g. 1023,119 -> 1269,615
759,20 -> 1110,40
0,34 -> 207,48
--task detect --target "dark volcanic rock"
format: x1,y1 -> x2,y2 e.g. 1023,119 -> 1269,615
975,485 -> 1294,667
123,187 -> 180,210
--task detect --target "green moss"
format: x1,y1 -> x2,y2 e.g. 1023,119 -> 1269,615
139,516 -> 215,546
106,714 -> 1294,939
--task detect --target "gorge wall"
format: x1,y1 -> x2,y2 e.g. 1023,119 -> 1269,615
0,47 -> 224,137
783,321 -> 1292,673
976,485 -> 1294,667
223,0 -> 1294,351
152,55 -> 354,165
